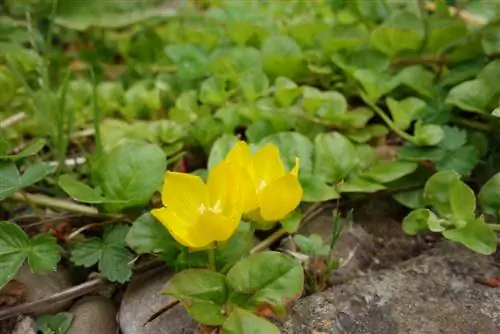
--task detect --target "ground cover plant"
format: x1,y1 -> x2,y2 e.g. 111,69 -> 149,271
1,0 -> 500,332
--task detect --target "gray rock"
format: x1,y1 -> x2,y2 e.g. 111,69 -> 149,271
279,242 -> 500,334
12,317 -> 36,334
119,268 -> 197,334
14,265 -> 73,315
67,296 -> 117,334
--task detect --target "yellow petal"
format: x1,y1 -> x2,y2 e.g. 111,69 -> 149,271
151,208 -> 195,248
161,172 -> 207,221
257,174 -> 303,222
206,160 -> 240,216
291,157 -> 300,177
251,143 -> 286,186
197,211 -> 240,244
225,141 -> 252,167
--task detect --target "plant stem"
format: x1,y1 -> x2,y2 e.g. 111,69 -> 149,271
208,247 -> 217,271
360,93 -> 416,143
19,191 -> 44,222
487,224 -> 500,231
10,192 -> 100,216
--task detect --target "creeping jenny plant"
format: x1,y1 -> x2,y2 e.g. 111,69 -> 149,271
151,140 -> 304,331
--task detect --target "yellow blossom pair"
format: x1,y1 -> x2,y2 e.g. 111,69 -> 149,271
151,141 -> 303,249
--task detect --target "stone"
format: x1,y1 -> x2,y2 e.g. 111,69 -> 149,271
119,267 -> 197,334
14,265 -> 73,315
67,296 -> 118,334
278,242 -> 500,334
11,316 -> 36,334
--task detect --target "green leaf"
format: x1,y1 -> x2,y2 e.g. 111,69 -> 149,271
260,132 -> 313,174
226,251 -> 303,315
0,139 -> 46,161
19,163 -> 54,188
369,12 -> 422,56
386,97 -> 426,130
208,135 -> 239,170
435,145 -> 479,176
300,175 -> 340,202
58,174 -> 107,204
261,35 -> 304,80
445,79 -> 496,114
293,234 -> 329,256
28,234 -> 61,273
394,66 -> 434,98
126,213 -> 180,263
397,144 -> 445,161
361,161 -> 418,184
163,269 -> 228,326
339,177 -> 386,193
301,87 -> 347,116
36,312 -> 73,334
478,172 -> 500,217
393,189 -> 425,209
93,141 -> 166,212
443,217 -> 497,255
402,209 -> 442,235
199,76 -> 231,106
238,71 -> 269,102
438,126 -> 467,150
482,24 -> 500,54
313,132 -> 358,183
353,69 -> 397,102
413,122 -> 444,146
0,162 -> 20,200
0,222 -> 30,289
274,77 -> 301,107
280,209 -> 302,233
70,225 -> 132,283
423,170 -> 461,216
450,178 -> 476,222
216,223 -> 253,271
221,307 -> 280,334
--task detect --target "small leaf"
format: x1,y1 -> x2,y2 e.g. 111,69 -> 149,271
199,76 -> 231,106
58,174 -> 107,204
313,132 -> 358,183
238,71 -> 269,102
393,189 -> 425,209
0,222 -> 30,289
435,145 -> 479,176
478,172 -> 500,217
353,69 -> 397,102
450,178 -> 476,222
443,217 -> 497,255
445,79 -> 496,114
225,251 -> 303,316
423,170 -> 461,216
0,139 -> 46,161
260,132 -> 314,174
361,161 -> 418,184
163,269 -> 228,325
221,307 -> 280,334
339,178 -> 385,193
300,175 -> 340,202
274,77 -> 301,107
36,312 -> 73,334
208,135 -> 239,170
386,97 -> 426,130
19,163 -> 54,188
28,234 -> 61,273
293,234 -> 329,256
0,162 -> 20,200
70,238 -> 103,267
402,209 -> 443,235
438,126 -> 467,150
126,213 -> 180,263
413,122 -> 444,146
395,65 -> 434,98
280,209 -> 302,233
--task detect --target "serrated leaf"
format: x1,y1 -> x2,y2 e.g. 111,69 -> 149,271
361,161 -> 418,184
438,126 -> 467,150
99,243 -> 133,283
435,145 -> 479,176
163,269 -> 228,325
443,217 -> 497,255
221,307 -> 279,334
36,312 -> 73,334
70,238 -> 103,267
225,251 -> 303,316
28,234 -> 61,273
0,222 -> 30,289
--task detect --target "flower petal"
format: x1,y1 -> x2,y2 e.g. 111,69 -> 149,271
225,141 -> 252,167
151,207 -> 195,248
207,160 -> 244,217
252,143 -> 286,185
197,211 -> 240,244
258,174 -> 303,222
161,172 -> 207,221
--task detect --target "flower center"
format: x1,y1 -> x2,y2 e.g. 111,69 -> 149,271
198,200 -> 222,214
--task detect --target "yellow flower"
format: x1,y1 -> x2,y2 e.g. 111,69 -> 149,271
151,160 -> 242,250
224,141 -> 303,223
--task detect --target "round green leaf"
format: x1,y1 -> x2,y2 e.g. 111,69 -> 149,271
225,251 -> 304,315
360,161 -> 418,184
260,132 -> 313,174
402,209 -> 443,235
423,170 -> 461,216
221,307 -> 279,334
478,172 -> 500,217
313,132 -> 358,183
443,217 -> 497,255
163,269 -> 228,326
445,79 -> 495,114
449,179 -> 476,222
